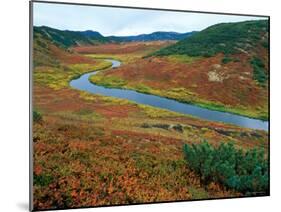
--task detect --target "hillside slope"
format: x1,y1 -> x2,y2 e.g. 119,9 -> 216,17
152,20 -> 269,57
33,27 -> 102,68
34,26 -> 109,48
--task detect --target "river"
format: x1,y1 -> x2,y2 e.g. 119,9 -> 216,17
70,59 -> 268,131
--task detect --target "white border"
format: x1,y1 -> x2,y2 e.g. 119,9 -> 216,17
1,0 -> 280,212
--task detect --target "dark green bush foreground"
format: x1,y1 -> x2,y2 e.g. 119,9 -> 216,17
183,141 -> 268,195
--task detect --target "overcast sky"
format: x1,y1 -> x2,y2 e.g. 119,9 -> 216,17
33,2 -> 267,36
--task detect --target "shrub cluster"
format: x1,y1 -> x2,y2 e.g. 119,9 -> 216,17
33,110 -> 43,123
34,174 -> 53,187
221,57 -> 233,64
183,141 -> 268,194
251,57 -> 268,85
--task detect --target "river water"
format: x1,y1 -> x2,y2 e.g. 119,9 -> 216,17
70,59 -> 268,131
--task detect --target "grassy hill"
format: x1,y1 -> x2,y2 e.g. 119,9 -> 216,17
34,26 -> 109,49
151,20 -> 269,57
33,29 -> 61,67
33,27 -> 105,68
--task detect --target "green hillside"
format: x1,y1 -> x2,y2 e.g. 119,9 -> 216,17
33,29 -> 60,67
34,26 -> 109,49
151,20 -> 269,57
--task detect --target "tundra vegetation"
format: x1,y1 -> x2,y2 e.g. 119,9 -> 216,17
88,20 -> 269,120
33,20 -> 269,210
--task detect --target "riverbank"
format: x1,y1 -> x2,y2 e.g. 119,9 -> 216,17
69,59 -> 268,131
86,53 -> 268,121
90,74 -> 268,121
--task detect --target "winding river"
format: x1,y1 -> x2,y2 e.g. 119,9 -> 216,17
70,59 -> 268,131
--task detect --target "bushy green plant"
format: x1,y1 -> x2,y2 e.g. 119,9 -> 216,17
251,57 -> 268,85
34,174 -> 53,187
183,141 -> 268,194
221,56 -> 233,64
33,110 -> 42,123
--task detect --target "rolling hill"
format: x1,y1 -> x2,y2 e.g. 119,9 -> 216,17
34,26 -> 109,48
151,20 -> 269,57
33,27 -> 101,67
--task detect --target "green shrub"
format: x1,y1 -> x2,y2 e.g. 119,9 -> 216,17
262,41 -> 269,49
33,110 -> 42,123
221,57 -> 233,64
251,57 -> 268,85
34,174 -> 53,186
183,141 -> 268,194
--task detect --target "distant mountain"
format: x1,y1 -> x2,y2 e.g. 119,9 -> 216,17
109,31 -> 196,42
34,26 -> 110,48
78,30 -> 103,38
151,20 -> 269,57
34,26 -> 195,48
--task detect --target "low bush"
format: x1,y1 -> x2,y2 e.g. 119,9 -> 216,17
221,56 -> 233,64
183,141 -> 268,194
34,174 -> 53,187
33,110 -> 42,123
251,57 -> 268,85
